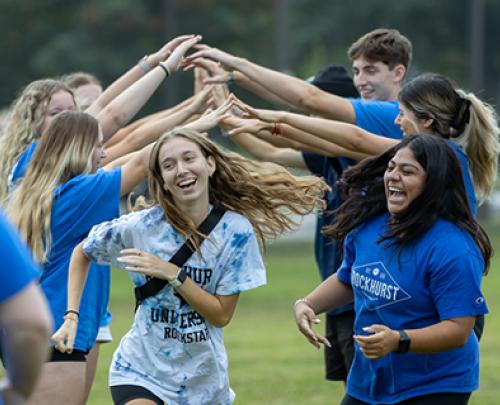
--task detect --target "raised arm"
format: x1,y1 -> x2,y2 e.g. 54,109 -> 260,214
224,117 -> 307,169
227,117 -> 367,161
105,96 -> 196,148
101,88 -> 211,165
233,99 -> 397,156
86,35 -> 196,117
186,45 -> 356,122
187,58 -> 299,110
97,35 -> 202,142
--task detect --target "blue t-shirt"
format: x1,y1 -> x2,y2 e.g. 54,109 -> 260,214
336,214 -> 487,404
0,211 -> 40,303
447,141 -> 477,216
41,169 -> 121,351
302,153 -> 353,316
351,99 -> 402,139
10,142 -> 116,331
8,141 -> 38,190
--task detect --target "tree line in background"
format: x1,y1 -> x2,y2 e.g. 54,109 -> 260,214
0,0 -> 498,115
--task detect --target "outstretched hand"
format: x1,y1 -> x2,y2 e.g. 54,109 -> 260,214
184,44 -> 238,69
184,95 -> 234,133
353,324 -> 400,359
226,117 -> 272,137
294,301 -> 331,350
230,96 -> 285,123
149,34 -> 198,65
164,35 -> 203,75
183,57 -> 230,85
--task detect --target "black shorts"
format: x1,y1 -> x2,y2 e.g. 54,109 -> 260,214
48,347 -> 88,362
110,384 -> 163,405
340,392 -> 471,405
325,310 -> 355,381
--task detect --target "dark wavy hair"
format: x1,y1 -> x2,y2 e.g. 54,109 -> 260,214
324,134 -> 492,272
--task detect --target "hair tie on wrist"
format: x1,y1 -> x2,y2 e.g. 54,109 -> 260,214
64,310 -> 79,318
158,62 -> 170,77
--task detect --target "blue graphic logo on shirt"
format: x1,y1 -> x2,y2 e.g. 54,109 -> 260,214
351,261 -> 411,310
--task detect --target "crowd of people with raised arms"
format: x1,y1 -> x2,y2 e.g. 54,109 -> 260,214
0,26 -> 497,405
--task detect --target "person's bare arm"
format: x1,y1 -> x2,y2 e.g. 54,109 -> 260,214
101,88 -> 211,165
186,45 -> 355,122
222,117 -> 307,169
104,96 -> 196,148
97,35 -> 202,143
188,58 -> 299,110
353,317 -> 475,359
226,116 -> 368,160
233,100 -> 397,156
118,249 -> 240,327
86,35 -> 196,117
0,283 -> 52,402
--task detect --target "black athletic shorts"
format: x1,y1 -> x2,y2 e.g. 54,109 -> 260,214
49,347 -> 88,362
325,310 -> 355,381
340,392 -> 471,405
110,384 -> 163,405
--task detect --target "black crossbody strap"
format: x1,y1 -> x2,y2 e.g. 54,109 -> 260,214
134,206 -> 226,310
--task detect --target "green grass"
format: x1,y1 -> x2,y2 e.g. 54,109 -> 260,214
86,235 -> 500,405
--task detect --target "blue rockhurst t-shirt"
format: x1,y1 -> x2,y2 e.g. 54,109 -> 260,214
336,213 -> 487,404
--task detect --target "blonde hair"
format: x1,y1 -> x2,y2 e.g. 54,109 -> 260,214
399,73 -> 499,204
137,128 -> 328,250
6,111 -> 99,263
0,79 -> 74,202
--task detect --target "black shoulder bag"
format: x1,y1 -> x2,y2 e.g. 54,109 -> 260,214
134,206 -> 226,310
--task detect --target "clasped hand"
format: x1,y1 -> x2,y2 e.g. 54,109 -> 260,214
353,324 -> 400,359
117,248 -> 179,281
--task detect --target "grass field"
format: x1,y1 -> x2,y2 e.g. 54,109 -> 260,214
86,226 -> 500,405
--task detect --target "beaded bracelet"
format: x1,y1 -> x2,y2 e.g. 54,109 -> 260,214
294,298 -> 314,310
271,122 -> 281,136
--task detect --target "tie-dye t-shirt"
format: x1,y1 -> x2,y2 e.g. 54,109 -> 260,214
83,205 -> 266,405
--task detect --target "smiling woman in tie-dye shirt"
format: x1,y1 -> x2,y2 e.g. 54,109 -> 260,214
53,127 -> 327,405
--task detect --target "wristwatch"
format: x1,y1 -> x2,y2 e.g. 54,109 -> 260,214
396,330 -> 411,353
169,268 -> 188,288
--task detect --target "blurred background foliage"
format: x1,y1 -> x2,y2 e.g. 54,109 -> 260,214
0,0 -> 498,115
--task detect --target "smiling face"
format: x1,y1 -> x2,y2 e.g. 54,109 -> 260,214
352,56 -> 404,101
41,90 -> 76,134
384,146 -> 426,216
394,103 -> 433,137
158,137 -> 215,209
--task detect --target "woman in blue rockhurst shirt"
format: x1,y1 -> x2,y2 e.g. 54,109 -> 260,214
294,134 -> 491,405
